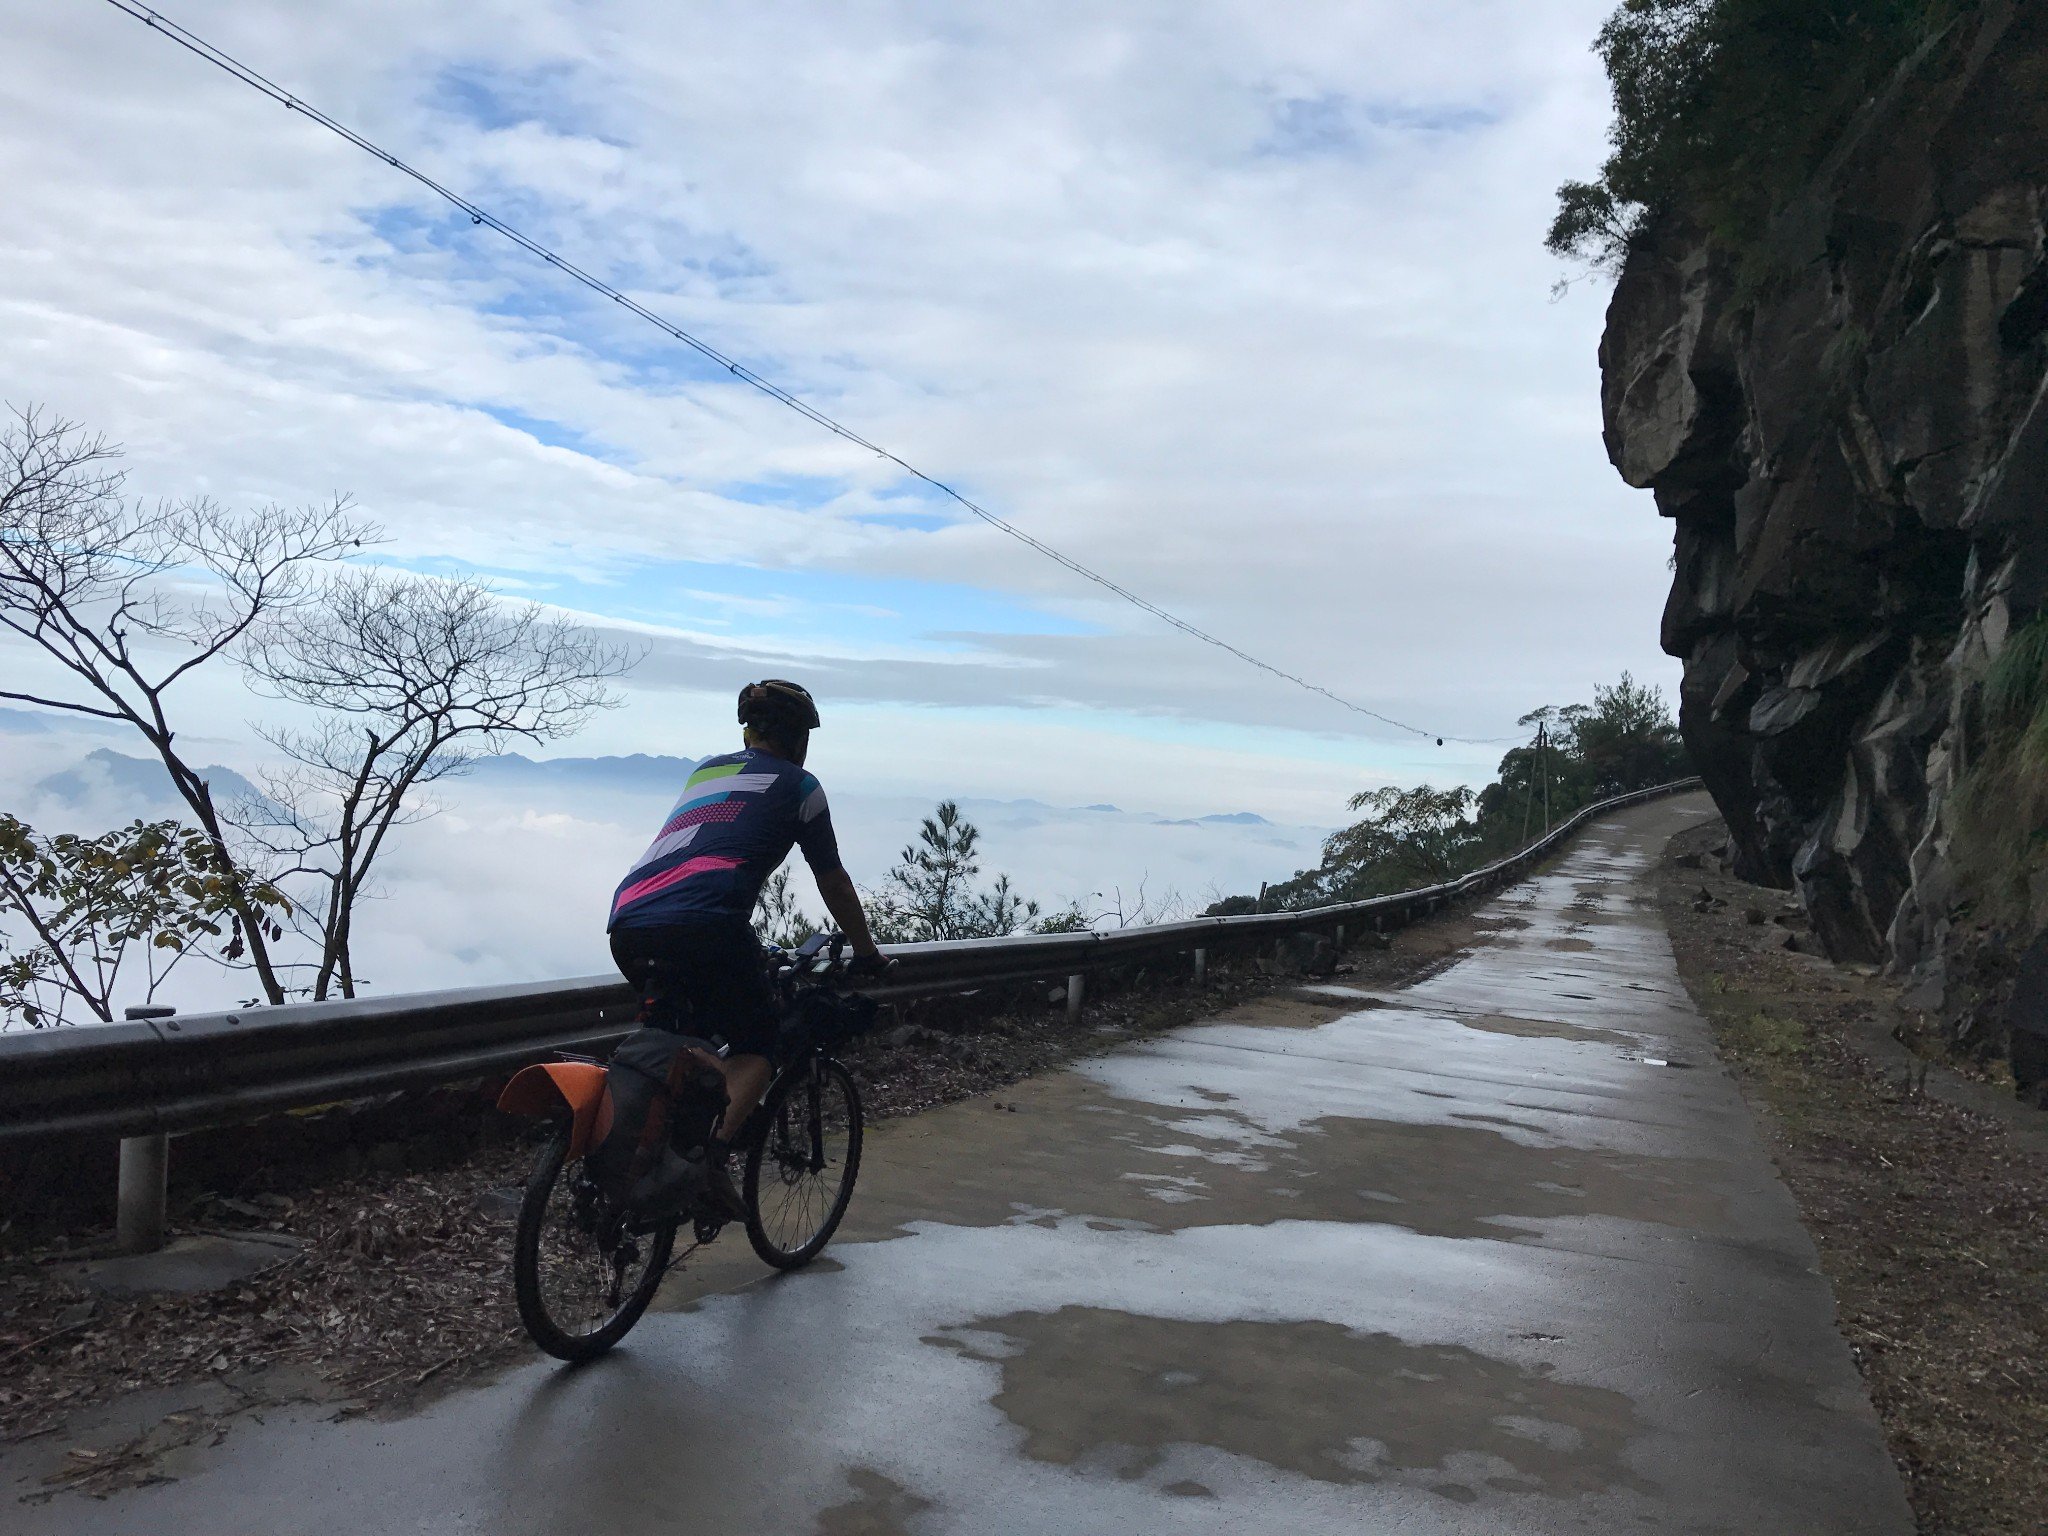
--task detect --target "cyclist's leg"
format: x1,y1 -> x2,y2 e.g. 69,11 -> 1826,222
713,1055 -> 773,1141
693,918 -> 781,1143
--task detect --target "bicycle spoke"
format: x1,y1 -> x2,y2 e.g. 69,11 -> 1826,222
746,1059 -> 860,1264
530,1156 -> 659,1342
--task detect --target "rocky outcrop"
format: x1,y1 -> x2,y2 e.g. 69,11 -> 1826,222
1601,2 -> 2048,997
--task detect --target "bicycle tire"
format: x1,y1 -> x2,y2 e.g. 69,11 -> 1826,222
513,1129 -> 676,1361
742,1056 -> 864,1270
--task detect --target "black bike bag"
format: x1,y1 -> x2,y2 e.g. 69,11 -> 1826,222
589,1027 -> 726,1197
777,990 -> 880,1058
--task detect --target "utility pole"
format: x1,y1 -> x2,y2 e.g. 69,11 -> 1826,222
1520,723 -> 1538,842
1539,721 -> 1551,834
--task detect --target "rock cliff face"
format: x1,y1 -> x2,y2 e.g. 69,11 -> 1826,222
1600,3 -> 2048,988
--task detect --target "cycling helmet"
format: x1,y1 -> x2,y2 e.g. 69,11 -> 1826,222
737,678 -> 821,735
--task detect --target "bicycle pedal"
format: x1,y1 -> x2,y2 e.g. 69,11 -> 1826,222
693,1215 -> 725,1244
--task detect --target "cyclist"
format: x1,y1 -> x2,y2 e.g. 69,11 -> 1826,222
607,678 -> 886,1215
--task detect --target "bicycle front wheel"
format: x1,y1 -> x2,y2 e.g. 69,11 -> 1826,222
743,1056 -> 863,1269
513,1129 -> 676,1361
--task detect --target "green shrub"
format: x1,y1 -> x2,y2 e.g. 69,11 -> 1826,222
1550,0 -> 1974,269
1951,617 -> 2048,927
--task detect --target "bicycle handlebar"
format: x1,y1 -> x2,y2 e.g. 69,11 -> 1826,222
764,932 -> 895,988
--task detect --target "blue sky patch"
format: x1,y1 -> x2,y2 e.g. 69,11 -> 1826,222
430,62 -> 612,142
589,558 -> 1097,647
1260,91 -> 1499,157
371,551 -> 1096,652
475,403 -> 606,458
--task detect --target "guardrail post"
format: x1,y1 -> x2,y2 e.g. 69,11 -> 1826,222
117,1133 -> 169,1255
1334,923 -> 1345,951
117,1004 -> 176,1255
1193,948 -> 1208,986
1065,974 -> 1085,1021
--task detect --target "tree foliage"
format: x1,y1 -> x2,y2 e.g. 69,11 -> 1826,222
753,866 -> 821,950
870,801 -> 1042,943
1575,672 -> 1686,789
1320,786 -> 1480,898
1549,0 -> 1969,269
0,815 -> 291,1028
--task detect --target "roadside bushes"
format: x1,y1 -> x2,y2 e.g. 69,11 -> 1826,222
1951,616 -> 2048,933
1209,675 -> 1688,914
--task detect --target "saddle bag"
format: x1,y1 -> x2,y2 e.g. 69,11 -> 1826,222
588,1027 -> 728,1203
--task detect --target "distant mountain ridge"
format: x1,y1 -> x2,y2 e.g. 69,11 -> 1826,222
466,752 -> 1274,826
16,744 -> 1294,838
32,749 -> 267,815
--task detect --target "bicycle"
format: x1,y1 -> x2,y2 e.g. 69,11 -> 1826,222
499,932 -> 880,1362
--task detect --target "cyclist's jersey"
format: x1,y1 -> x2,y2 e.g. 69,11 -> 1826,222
608,749 -> 842,931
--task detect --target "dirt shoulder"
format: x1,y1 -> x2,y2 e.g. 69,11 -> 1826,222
1,909 -> 1475,1494
1656,818 -> 2048,1536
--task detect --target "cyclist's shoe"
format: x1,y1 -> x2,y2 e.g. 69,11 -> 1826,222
702,1139 -> 749,1220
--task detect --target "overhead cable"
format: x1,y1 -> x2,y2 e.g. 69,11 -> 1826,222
98,0 -> 1509,747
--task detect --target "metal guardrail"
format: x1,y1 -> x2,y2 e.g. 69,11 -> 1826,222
0,777 -> 1699,1149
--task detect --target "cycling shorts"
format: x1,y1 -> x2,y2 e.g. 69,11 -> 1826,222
609,917 -> 779,1059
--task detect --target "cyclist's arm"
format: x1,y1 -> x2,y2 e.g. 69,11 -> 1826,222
814,866 -> 881,958
792,774 -> 880,957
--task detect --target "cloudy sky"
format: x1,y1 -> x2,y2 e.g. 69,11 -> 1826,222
4,1 -> 1667,835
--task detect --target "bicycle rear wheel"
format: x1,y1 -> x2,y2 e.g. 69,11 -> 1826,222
513,1129 -> 676,1361
743,1056 -> 863,1269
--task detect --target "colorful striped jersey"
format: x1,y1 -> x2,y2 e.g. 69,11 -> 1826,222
608,749 -> 843,930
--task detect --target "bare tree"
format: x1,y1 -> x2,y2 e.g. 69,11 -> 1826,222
236,569 -> 633,999
0,406 -> 368,1003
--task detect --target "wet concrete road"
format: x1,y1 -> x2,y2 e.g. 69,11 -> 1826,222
7,795 -> 1912,1533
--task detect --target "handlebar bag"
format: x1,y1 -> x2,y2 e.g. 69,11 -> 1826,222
777,990 -> 880,1058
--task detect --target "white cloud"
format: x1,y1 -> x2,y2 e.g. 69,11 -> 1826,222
2,0 -> 1673,865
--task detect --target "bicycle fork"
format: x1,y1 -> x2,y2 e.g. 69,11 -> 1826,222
806,1059 -> 827,1173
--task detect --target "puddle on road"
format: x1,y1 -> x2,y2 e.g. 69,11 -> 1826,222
930,1309 -> 1653,1503
862,1083 -> 1736,1244
816,1468 -> 934,1535
1452,1011 -> 1641,1048
1268,1116 -> 1733,1240
1206,995 -> 1353,1032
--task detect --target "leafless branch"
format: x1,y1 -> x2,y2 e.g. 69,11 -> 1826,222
0,405 -> 378,1003
234,568 -> 635,998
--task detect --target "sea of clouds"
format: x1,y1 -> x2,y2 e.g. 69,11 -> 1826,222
0,714 -> 1332,1021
